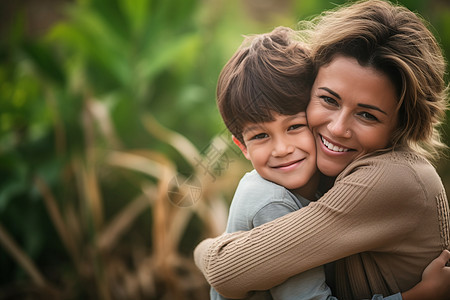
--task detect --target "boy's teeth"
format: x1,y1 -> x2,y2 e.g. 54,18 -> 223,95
322,136 -> 349,152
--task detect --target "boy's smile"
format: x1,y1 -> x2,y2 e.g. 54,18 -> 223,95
235,112 -> 319,200
271,159 -> 305,170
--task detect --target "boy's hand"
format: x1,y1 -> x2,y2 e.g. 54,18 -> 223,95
402,249 -> 450,300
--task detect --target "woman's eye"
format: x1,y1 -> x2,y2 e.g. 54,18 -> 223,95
359,112 -> 379,121
320,96 -> 338,106
251,133 -> 268,140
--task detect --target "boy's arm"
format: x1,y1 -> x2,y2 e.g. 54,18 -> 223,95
251,201 -> 298,227
269,266 -> 334,300
252,201 -> 334,300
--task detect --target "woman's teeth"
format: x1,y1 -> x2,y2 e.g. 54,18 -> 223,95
321,136 -> 349,152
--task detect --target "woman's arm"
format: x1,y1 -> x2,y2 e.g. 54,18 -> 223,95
194,158 -> 436,298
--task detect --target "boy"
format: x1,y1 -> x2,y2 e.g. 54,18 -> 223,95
211,26 -> 334,300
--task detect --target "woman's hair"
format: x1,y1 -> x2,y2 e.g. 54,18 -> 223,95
217,26 -> 314,144
304,0 -> 448,160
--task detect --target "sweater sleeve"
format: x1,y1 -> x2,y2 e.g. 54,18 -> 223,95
194,157 -> 425,298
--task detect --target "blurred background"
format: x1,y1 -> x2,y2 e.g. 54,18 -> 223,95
0,0 -> 449,299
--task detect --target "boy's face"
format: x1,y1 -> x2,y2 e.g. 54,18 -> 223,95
236,112 -> 318,197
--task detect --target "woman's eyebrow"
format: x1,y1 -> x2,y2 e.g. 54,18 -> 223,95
319,87 -> 387,115
357,103 -> 387,115
318,87 -> 341,99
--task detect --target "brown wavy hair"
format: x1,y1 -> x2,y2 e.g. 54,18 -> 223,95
302,0 -> 448,160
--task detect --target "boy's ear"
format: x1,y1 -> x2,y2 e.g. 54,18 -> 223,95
232,136 -> 250,160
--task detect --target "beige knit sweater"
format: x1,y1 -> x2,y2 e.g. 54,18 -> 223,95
194,150 -> 450,299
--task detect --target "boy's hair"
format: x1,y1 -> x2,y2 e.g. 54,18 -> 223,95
305,0 -> 448,160
217,26 -> 314,144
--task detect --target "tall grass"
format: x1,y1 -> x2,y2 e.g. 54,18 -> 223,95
0,82 -> 244,299
0,0 -> 247,298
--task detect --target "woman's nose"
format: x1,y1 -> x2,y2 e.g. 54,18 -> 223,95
328,112 -> 352,138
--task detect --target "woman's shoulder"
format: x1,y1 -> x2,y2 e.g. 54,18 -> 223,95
372,149 -> 428,164
337,149 -> 443,191
342,149 -> 432,172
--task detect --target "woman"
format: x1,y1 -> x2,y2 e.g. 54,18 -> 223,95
194,1 -> 450,299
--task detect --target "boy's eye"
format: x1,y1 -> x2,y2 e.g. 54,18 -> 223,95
288,124 -> 305,131
250,133 -> 268,140
320,96 -> 338,107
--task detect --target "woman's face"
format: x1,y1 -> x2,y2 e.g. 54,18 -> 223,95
307,56 -> 399,177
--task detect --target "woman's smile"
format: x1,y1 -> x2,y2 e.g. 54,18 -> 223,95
307,56 -> 399,177
320,135 -> 352,153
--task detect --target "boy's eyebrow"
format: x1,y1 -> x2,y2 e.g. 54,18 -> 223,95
318,87 -> 387,115
242,124 -> 264,135
283,113 -> 306,122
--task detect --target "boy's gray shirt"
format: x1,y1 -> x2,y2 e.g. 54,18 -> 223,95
210,169 -> 333,300
209,170 -> 403,300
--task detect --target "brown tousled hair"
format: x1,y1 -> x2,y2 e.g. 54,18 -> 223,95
216,26 -> 314,144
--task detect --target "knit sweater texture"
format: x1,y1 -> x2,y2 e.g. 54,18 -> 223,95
194,150 -> 450,299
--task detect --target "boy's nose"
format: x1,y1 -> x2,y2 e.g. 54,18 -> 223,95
271,139 -> 294,157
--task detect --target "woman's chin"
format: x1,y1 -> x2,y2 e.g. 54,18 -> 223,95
317,160 -> 346,177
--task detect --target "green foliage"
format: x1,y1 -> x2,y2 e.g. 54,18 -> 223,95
0,0 -> 253,298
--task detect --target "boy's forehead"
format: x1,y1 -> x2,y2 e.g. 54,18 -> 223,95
242,112 -> 307,134
242,123 -> 265,135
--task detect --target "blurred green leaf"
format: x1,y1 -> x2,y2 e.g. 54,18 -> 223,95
138,33 -> 202,84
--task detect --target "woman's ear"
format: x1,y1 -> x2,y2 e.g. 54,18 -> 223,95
232,136 -> 250,160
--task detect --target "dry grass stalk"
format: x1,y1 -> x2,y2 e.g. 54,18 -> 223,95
64,201 -> 83,255
166,207 -> 194,251
34,176 -> 81,271
82,99 -> 105,230
87,98 -> 122,149
0,223 -> 48,287
104,148 -> 191,296
152,166 -> 178,281
5,104 -> 246,298
106,150 -> 176,180
97,192 -> 151,252
142,114 -> 201,166
45,89 -> 66,156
